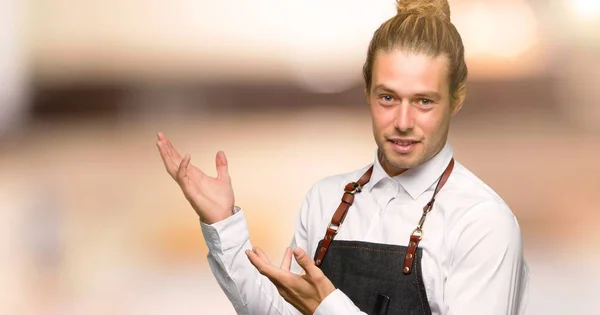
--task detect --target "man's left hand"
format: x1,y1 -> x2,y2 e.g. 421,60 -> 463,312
246,246 -> 336,315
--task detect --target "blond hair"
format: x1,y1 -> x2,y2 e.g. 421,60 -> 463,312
363,0 -> 467,104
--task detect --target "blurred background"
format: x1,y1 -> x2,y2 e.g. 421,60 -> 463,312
1,0 -> 599,314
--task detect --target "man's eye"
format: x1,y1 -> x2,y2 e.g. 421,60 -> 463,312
381,95 -> 394,102
419,99 -> 433,106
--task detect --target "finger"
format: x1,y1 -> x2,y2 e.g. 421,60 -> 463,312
166,139 -> 184,166
246,250 -> 280,281
176,154 -> 191,184
158,133 -> 183,165
156,133 -> 184,177
157,140 -> 178,176
215,151 -> 230,180
280,247 -> 293,271
253,247 -> 271,265
293,247 -> 320,277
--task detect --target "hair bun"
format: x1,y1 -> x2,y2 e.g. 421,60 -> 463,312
396,0 -> 451,22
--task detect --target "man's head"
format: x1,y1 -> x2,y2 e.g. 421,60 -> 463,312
364,0 -> 468,176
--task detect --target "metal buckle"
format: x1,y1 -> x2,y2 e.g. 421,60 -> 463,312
411,227 -> 423,240
327,222 -> 341,235
347,183 -> 362,195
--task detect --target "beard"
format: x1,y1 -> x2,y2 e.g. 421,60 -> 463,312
376,133 -> 445,176
379,143 -> 426,171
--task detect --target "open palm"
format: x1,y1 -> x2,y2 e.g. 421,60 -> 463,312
156,132 -> 234,224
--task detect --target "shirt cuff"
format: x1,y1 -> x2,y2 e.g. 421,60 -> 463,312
200,210 -> 249,255
314,289 -> 362,315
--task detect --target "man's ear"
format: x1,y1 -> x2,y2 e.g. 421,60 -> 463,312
451,84 -> 466,116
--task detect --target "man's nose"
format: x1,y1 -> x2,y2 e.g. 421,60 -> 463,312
394,102 -> 415,132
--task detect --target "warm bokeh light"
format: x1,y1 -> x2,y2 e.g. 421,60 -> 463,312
569,0 -> 600,20
1,0 -> 599,314
457,0 -> 538,59
31,0 -> 552,84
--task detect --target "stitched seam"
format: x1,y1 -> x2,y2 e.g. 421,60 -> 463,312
412,253 -> 426,314
413,252 -> 430,315
329,244 -> 406,255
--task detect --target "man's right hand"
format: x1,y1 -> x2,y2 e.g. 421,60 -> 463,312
156,132 -> 235,224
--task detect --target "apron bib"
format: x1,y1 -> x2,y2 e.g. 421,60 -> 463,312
313,159 -> 454,314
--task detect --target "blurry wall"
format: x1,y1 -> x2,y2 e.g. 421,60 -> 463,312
1,0 -> 600,314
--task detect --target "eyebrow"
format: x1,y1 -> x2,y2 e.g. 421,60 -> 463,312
372,84 -> 442,101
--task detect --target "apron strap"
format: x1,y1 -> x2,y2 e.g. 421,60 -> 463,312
314,166 -> 373,266
403,158 -> 454,274
314,157 -> 455,272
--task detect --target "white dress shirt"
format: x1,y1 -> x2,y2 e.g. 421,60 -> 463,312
200,142 -> 529,315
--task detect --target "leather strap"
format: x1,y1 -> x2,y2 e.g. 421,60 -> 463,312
314,158 -> 455,276
403,158 -> 454,274
314,166 -> 373,266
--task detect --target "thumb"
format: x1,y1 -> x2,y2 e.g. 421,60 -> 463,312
215,151 -> 230,180
293,247 -> 318,276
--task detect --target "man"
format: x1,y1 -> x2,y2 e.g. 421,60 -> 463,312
157,1 -> 529,314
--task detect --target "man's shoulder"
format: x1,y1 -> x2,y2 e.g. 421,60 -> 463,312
308,164 -> 373,195
447,161 -> 508,205
445,161 -> 519,231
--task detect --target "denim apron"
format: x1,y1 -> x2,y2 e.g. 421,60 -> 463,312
313,159 -> 454,315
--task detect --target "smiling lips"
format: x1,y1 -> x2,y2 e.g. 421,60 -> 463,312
388,138 -> 420,153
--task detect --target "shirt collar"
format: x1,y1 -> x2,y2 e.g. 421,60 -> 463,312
367,142 -> 454,200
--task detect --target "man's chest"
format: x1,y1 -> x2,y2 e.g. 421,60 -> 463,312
307,192 -> 450,253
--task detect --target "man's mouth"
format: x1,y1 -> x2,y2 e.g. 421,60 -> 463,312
389,139 -> 418,145
387,138 -> 420,153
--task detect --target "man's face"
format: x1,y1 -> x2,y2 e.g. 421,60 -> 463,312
368,50 -> 459,176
